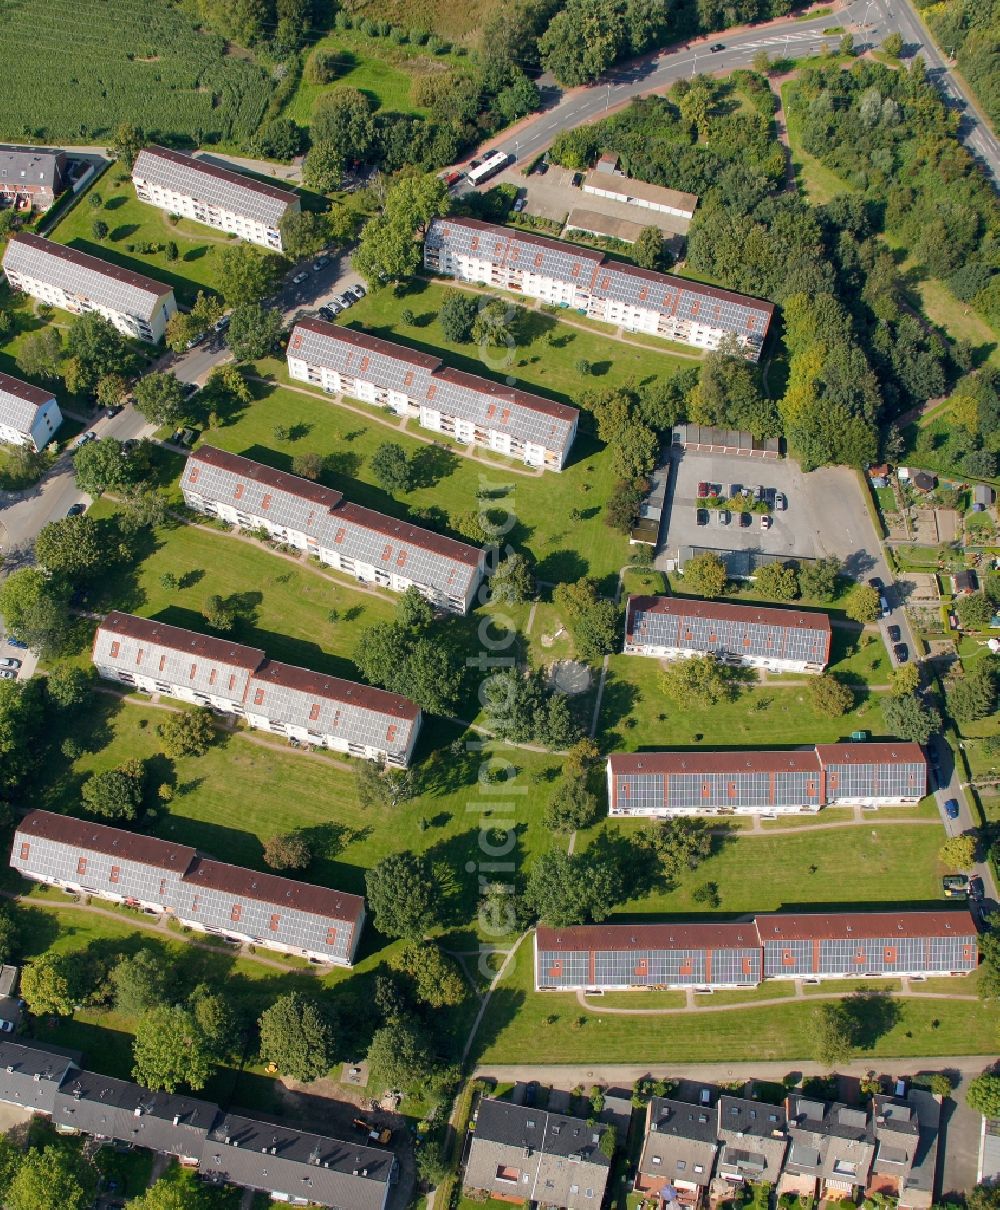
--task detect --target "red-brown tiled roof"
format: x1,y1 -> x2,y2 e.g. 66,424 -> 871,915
335,501 -> 482,567
815,742 -> 926,767
753,909 -> 976,943
626,595 -> 831,639
0,370 -> 55,406
95,611 -> 264,670
140,145 -> 299,205
251,659 -> 420,721
16,810 -> 196,872
8,233 -> 174,297
608,749 -> 822,776
188,445 -> 344,510
184,857 -> 364,922
294,317 -> 443,370
434,365 -> 579,423
537,921 -> 760,952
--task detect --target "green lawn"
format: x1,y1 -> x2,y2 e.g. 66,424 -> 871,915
915,278 -> 1000,369
597,653 -> 886,753
341,277 -> 692,411
474,941 -> 990,1065
48,170 -> 232,307
200,376 -> 633,589
782,82 -> 854,205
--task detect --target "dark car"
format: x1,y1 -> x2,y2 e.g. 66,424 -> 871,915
105,404 -> 123,418
67,502 -> 86,516
887,624 -> 901,642
6,638 -> 27,651
696,508 -> 709,526
868,576 -> 882,591
525,1081 -> 539,1106
970,875 -> 984,900
893,642 -> 909,662
944,798 -> 960,819
710,42 -> 725,51
319,306 -> 336,322
739,510 -> 751,528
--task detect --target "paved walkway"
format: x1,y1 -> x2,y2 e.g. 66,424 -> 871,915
574,985 -> 977,1017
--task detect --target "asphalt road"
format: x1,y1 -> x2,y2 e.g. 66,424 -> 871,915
459,0 -> 999,184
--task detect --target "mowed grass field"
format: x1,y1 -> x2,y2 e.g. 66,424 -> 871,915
49,170 -> 230,307
474,943 -> 990,1066
201,376 -> 632,589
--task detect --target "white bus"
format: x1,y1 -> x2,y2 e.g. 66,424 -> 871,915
468,151 -> 510,187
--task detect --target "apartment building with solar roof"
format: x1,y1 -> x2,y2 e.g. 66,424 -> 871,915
287,317 -> 579,470
0,370 -> 62,450
2,233 -> 177,342
180,445 -> 484,613
625,594 -> 832,673
424,216 -> 774,360
534,908 -> 977,991
92,611 -> 421,766
11,810 -> 366,965
607,742 -> 926,818
0,1037 -> 395,1208
132,146 -> 300,252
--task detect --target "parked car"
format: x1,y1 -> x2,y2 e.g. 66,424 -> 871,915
760,514 -> 772,530
754,484 -> 765,501
887,624 -> 901,642
337,293 -> 353,307
0,1021 -> 13,1034
710,42 -> 725,51
774,492 -> 787,510
717,509 -> 730,525
74,432 -> 95,449
739,511 -> 751,528
697,481 -> 709,498
351,284 -> 366,299
970,875 -> 984,900
319,306 -> 337,321
893,642 -> 908,662
879,595 -> 890,617
0,659 -> 22,670
5,638 -> 27,651
513,197 -> 527,212
729,483 -> 741,498
214,313 -> 231,333
313,255 -> 329,272
182,381 -> 200,399
105,404 -> 123,419
944,798 -> 960,819
0,671 -> 16,681
868,576 -> 883,591
292,271 -> 309,285
184,332 -> 204,350
696,508 -> 709,526
67,502 -> 86,516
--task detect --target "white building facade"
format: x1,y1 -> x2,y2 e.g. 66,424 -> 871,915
424,216 -> 774,360
0,371 -> 62,450
2,233 -> 176,342
132,146 -> 300,252
92,611 -> 421,766
180,445 -> 484,613
287,318 -> 579,470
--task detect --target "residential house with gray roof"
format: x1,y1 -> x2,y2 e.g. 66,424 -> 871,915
2,233 -> 176,342
635,1097 -> 719,1204
287,318 -> 579,470
200,1112 -> 394,1209
181,445 -> 484,613
12,810 -> 365,966
716,1097 -> 788,1186
424,216 -> 773,359
870,1092 -> 940,1208
0,146 -> 66,212
133,146 -> 299,251
0,370 -> 62,451
782,1096 -> 875,1198
464,1098 -> 612,1208
0,1039 -> 76,1116
92,611 -> 421,765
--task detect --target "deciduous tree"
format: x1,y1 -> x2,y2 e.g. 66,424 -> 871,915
682,551 -> 728,597
7,1146 -> 98,1210
16,326 -> 63,381
215,243 -> 284,306
754,561 -> 799,601
259,992 -> 335,1081
279,210 -> 330,261
110,948 -> 168,1016
798,557 -> 843,600
553,577 -> 619,661
967,1074 -> 1000,1117
355,761 -> 416,809
490,553 -> 535,604
660,653 -> 737,705
81,758 -> 145,821
881,692 -> 941,744
365,851 -> 438,938
814,1000 -> 857,1066
439,291 -> 479,343
543,775 -> 599,834
226,303 -> 283,361
654,817 -> 713,880
262,832 -> 312,871
34,514 -> 107,580
157,708 -> 216,757
392,941 -> 467,1007
21,953 -> 80,1016
0,569 -> 73,659
134,371 -> 187,427
807,673 -> 854,718
369,442 -> 413,492
845,583 -> 881,623
133,1004 -> 214,1092
939,833 -> 976,870
73,437 -> 138,497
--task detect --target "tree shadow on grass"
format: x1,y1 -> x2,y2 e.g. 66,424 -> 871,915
593,671 -> 640,742
465,984 -> 526,1068
109,225 -> 139,242
534,548 -> 589,584
844,989 -> 903,1051
423,826 -> 529,932
410,443 -> 459,489
104,196 -> 127,211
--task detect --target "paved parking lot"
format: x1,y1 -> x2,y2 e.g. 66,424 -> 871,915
662,450 -> 834,565
0,636 -> 35,684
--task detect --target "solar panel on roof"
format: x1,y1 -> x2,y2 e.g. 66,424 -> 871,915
133,148 -> 296,228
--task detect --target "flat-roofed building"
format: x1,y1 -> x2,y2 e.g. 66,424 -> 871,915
624,595 -> 832,673
287,318 -> 578,470
424,216 -> 773,360
0,370 -> 62,450
202,1112 -> 394,1210
564,208 -> 649,245
636,1097 -> 719,1204
606,743 -> 926,818
2,233 -> 176,342
717,1097 -> 788,1185
92,611 -> 421,765
11,810 -> 366,966
582,170 -> 698,220
756,909 -> 978,981
0,146 -> 66,212
464,1098 -> 612,1208
132,146 -> 299,252
181,445 -> 484,613
671,422 -> 781,459
534,921 -> 762,991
